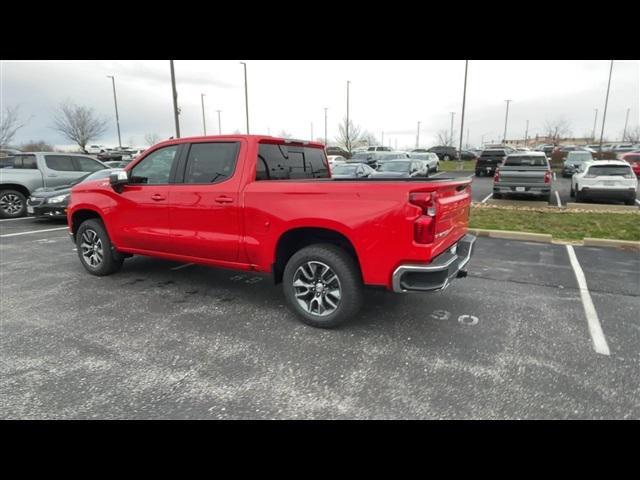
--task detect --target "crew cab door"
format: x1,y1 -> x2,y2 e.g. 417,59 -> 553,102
109,144 -> 181,252
167,141 -> 243,263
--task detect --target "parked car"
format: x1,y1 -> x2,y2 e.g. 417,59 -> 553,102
86,145 -> 107,154
459,150 -> 479,160
103,160 -> 131,169
325,146 -> 351,159
97,149 -> 123,162
327,155 -> 347,169
349,150 -> 408,169
27,169 -> 122,219
570,160 -> 637,205
493,152 -> 551,201
68,135 -> 475,328
562,151 -> 594,177
428,145 -> 458,161
620,151 -> 640,177
330,162 -> 376,179
367,146 -> 391,152
611,143 -> 636,154
0,152 -> 108,218
475,149 -> 508,176
370,160 -> 424,178
408,152 -> 439,174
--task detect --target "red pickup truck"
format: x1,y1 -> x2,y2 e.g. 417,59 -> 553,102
67,135 -> 475,328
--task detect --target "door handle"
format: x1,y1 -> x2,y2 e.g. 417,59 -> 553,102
215,196 -> 233,204
151,194 -> 166,201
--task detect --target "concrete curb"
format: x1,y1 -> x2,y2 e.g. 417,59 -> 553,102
566,202 -> 638,212
468,228 -> 553,243
583,237 -> 640,250
486,199 -> 559,208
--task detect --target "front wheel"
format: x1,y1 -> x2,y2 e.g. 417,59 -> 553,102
76,218 -> 124,276
0,189 -> 27,219
283,244 -> 363,328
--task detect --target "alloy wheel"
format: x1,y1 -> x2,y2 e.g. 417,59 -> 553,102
80,229 -> 104,268
292,261 -> 342,316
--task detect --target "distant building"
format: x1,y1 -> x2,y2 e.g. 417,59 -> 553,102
504,136 -> 595,147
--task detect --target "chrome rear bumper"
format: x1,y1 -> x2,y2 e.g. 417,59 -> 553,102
391,234 -> 476,293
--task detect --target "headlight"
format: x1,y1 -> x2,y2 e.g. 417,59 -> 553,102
47,194 -> 70,204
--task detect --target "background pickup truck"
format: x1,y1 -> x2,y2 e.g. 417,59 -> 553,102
0,152 -> 108,218
67,135 -> 475,328
475,149 -> 508,177
493,152 -> 552,201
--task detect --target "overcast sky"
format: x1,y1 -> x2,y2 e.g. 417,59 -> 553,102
1,60 -> 638,149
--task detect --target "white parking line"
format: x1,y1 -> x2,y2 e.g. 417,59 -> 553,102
481,193 -> 493,203
555,191 -> 562,207
635,199 -> 640,206
0,217 -> 35,222
0,227 -> 68,238
566,245 -> 610,356
553,172 -> 557,181
170,263 -> 194,271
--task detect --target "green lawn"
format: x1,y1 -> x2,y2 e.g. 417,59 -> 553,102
469,205 -> 640,241
439,160 -> 475,172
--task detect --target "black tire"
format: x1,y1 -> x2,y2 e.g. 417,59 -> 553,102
476,170 -> 483,177
570,186 -> 575,198
624,196 -> 636,206
0,189 -> 27,219
542,194 -> 551,203
282,243 -> 363,328
493,192 -> 502,199
76,218 -> 124,276
575,190 -> 585,203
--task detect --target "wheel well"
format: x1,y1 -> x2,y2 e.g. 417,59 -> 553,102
272,227 -> 360,284
0,184 -> 30,198
71,210 -> 103,237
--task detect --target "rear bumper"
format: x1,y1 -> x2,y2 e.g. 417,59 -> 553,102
391,234 -> 476,293
494,184 -> 550,195
579,188 -> 636,200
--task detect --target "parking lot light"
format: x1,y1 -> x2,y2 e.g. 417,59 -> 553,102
240,62 -> 249,134
169,60 -> 180,138
200,93 -> 207,135
106,75 -> 122,149
598,61 -> 614,153
458,60 -> 468,158
503,100 -> 512,144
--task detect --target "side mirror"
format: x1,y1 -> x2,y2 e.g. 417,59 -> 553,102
110,170 -> 129,193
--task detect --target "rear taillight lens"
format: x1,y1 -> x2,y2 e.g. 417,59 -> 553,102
544,170 -> 551,183
409,192 -> 436,217
414,216 -> 435,244
493,169 -> 500,183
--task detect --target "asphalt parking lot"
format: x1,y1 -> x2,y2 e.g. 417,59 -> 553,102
1,216 -> 638,419
440,168 -> 640,207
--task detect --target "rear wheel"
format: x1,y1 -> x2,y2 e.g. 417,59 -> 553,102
493,192 -> 502,199
0,189 -> 27,219
76,219 -> 124,276
283,244 -> 363,328
570,185 -> 575,197
625,196 -> 636,206
575,190 -> 585,203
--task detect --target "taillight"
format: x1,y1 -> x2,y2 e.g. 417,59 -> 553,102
493,169 -> 500,183
409,192 -> 436,217
544,170 -> 551,183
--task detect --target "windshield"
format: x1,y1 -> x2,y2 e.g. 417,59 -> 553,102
351,152 -> 373,161
567,152 -> 593,162
332,164 -> 358,174
409,153 -> 428,160
71,168 -> 118,186
481,150 -> 506,157
586,165 -> 632,176
504,156 -> 548,167
378,161 -> 411,172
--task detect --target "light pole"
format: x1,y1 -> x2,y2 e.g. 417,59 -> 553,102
106,75 -> 122,148
346,81 -> 351,152
216,110 -> 222,134
599,60 -> 614,153
200,93 -> 207,135
311,122 -> 314,141
524,120 -> 529,147
240,62 -> 249,134
503,100 -> 512,145
622,107 -> 630,141
324,107 -> 328,145
466,128 -> 469,149
449,112 -> 455,146
381,131 -> 384,146
458,60 -> 468,158
416,121 -> 421,149
592,108 -> 598,142
169,60 -> 180,138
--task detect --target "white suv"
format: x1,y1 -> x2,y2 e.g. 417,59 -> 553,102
571,160 -> 637,205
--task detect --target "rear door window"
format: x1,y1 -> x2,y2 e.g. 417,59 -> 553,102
256,144 -> 330,180
183,142 -> 239,184
11,154 -> 38,169
45,155 -> 76,171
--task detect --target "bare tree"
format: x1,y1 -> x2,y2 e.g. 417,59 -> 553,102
543,117 -> 572,144
51,101 -> 109,153
278,130 -> 292,139
436,128 -> 457,146
0,105 -> 28,147
622,126 -> 640,143
361,130 -> 379,147
144,133 -> 161,146
335,118 -> 363,153
20,140 -> 54,152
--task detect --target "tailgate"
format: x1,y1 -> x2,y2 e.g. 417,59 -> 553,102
499,168 -> 548,183
432,182 -> 472,257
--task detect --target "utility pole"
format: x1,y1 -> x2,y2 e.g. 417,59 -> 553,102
622,107 -> 630,141
169,61 -> 180,138
346,81 -> 351,152
216,110 -> 222,134
311,122 -> 314,141
381,131 -> 384,146
416,121 -> 421,149
458,60 -> 468,158
324,107 -> 328,145
106,75 -> 122,149
200,93 -> 207,135
524,120 -> 529,147
599,60 -> 614,153
503,99 -> 512,145
592,108 -> 598,142
449,112 -> 455,146
240,62 -> 249,134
